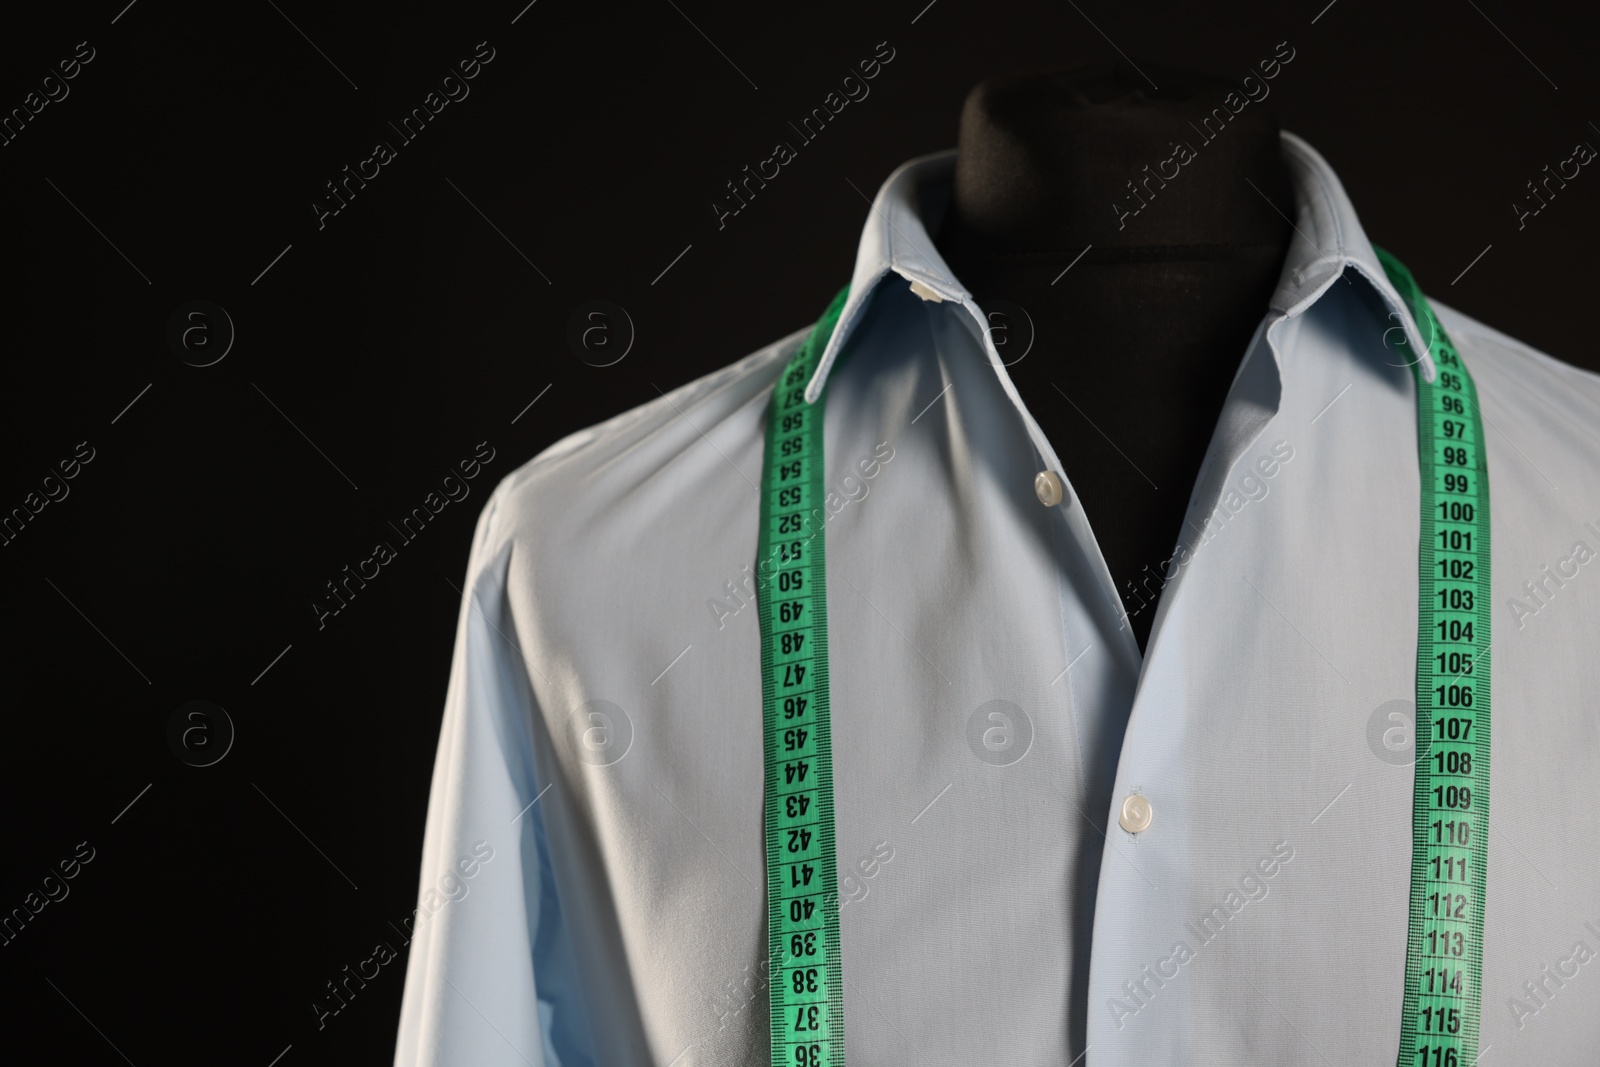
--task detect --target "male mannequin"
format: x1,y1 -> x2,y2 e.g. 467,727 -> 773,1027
936,62 -> 1296,650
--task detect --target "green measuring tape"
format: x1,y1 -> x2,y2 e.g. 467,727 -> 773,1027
757,286 -> 850,1067
1378,247 -> 1492,1067
755,258 -> 1491,1066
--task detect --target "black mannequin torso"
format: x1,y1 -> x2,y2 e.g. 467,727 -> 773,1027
936,63 -> 1295,651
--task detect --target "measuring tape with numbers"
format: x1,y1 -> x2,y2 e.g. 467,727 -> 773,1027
757,286 -> 851,1067
756,257 -> 1491,1066
1377,247 -> 1492,1067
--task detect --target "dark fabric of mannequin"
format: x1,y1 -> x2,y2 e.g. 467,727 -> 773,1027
935,62 -> 1295,652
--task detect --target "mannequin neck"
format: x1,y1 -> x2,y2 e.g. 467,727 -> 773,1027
937,62 -> 1294,270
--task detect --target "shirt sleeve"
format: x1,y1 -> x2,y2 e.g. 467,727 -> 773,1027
393,482 -> 552,1067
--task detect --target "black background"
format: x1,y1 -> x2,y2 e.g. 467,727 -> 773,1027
1,1 -> 1594,1063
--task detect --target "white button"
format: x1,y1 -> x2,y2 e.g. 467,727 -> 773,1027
1034,470 -> 1066,507
1119,793 -> 1153,833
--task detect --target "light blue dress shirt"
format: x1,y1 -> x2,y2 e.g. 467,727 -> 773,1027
394,133 -> 1600,1066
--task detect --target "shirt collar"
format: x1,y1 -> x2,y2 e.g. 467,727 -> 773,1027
803,131 -> 1436,404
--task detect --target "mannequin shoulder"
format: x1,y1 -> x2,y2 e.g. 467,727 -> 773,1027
1432,298 -> 1600,397
470,324 -> 809,551
1429,298 -> 1600,455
